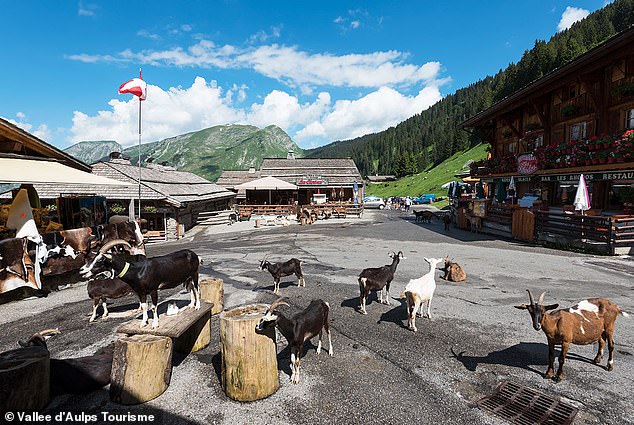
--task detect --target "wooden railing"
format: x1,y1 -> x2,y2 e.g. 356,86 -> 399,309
535,211 -> 612,243
235,202 -> 363,220
552,93 -> 590,122
611,215 -> 634,246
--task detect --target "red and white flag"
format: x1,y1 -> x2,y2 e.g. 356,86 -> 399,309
119,73 -> 147,100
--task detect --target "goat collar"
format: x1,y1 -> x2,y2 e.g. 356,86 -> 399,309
117,262 -> 131,278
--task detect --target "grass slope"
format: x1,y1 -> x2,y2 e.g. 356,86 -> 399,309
365,144 -> 488,204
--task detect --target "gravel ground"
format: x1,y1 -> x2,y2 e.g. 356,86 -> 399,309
1,209 -> 633,425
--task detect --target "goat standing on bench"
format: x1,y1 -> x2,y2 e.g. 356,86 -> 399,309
357,251 -> 405,314
255,297 -> 333,384
80,239 -> 201,328
259,255 -> 305,294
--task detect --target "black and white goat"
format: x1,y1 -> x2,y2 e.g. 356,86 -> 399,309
515,290 -> 629,382
80,239 -> 201,328
17,329 -> 114,395
357,251 -> 406,314
87,276 -> 136,322
258,255 -> 305,294
255,297 -> 333,384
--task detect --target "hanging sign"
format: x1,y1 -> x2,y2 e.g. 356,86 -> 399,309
517,154 -> 539,175
295,176 -> 329,185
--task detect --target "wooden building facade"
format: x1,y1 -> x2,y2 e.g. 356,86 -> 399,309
463,28 -> 634,216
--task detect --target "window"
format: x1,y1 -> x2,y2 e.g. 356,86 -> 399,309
570,122 -> 586,141
530,134 -> 544,150
626,109 -> 634,129
505,142 -> 517,154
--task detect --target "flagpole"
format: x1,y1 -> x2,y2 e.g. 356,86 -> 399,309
137,68 -> 142,220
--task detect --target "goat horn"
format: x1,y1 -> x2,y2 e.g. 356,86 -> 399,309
36,328 -> 61,337
99,239 -> 132,254
538,291 -> 547,304
526,289 -> 535,305
268,297 -> 290,311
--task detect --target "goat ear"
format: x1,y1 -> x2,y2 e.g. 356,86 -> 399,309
514,304 -> 528,310
545,303 -> 559,311
103,253 -> 112,260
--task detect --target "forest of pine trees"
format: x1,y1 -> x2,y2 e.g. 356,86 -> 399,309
306,0 -> 634,178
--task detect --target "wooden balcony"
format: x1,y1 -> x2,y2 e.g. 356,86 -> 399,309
551,93 -> 591,122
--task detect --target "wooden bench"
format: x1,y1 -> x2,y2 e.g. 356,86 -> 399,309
117,301 -> 213,354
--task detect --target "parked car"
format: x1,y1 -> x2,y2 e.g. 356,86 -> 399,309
362,196 -> 385,209
413,194 -> 436,204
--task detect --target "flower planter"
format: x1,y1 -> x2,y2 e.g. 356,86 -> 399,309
592,159 -> 599,165
617,157 -> 625,163
608,157 -> 616,164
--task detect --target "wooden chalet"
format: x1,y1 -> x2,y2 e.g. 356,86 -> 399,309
462,28 -> 634,254
217,154 -> 364,219
91,155 -> 235,238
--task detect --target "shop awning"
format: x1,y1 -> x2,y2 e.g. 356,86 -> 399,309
234,176 -> 297,190
0,158 -> 131,186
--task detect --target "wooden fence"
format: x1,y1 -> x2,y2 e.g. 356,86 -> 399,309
535,211 -> 612,242
235,203 -> 363,220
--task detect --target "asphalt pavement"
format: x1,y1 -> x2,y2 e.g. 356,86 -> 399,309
1,209 -> 633,425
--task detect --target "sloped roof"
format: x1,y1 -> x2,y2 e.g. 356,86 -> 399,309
260,158 -> 362,186
235,176 -> 298,190
92,161 -> 235,206
215,170 -> 262,190
0,117 -> 90,172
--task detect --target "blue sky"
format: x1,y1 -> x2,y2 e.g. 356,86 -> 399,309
1,1 -> 607,150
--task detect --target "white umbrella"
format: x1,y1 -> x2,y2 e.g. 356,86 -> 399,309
441,181 -> 455,189
574,174 -> 591,242
509,176 -> 516,204
573,174 -> 591,212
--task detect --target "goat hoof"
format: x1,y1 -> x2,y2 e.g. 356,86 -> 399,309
554,375 -> 563,383
606,364 -> 613,371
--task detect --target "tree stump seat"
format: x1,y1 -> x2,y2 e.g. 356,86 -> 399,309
117,301 -> 213,354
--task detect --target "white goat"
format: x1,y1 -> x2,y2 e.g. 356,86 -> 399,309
400,257 -> 444,332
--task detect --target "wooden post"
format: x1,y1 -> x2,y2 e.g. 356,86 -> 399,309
110,334 -> 173,405
0,346 -> 49,411
200,278 -> 224,315
220,304 -> 278,401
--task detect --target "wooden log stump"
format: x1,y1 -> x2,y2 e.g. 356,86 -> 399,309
200,278 -> 224,315
220,304 -> 278,401
110,334 -> 173,405
0,346 -> 49,411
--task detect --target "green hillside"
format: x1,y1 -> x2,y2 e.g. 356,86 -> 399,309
123,124 -> 302,182
365,143 -> 488,203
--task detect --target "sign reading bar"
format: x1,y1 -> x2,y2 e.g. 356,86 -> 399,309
540,170 -> 634,182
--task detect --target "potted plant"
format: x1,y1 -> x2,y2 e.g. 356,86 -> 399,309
561,104 -> 579,118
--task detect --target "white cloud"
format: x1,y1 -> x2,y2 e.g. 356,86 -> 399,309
67,40 -> 442,90
3,114 -> 52,142
350,21 -> 360,29
70,77 -> 245,146
181,24 -> 192,32
78,1 -> 97,16
557,6 -> 590,31
68,77 -> 443,149
295,86 -> 442,146
137,29 -> 161,40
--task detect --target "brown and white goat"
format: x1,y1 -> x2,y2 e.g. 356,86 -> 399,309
18,329 -> 114,395
515,290 -> 629,382
258,255 -> 305,294
255,298 -> 333,384
440,257 -> 467,282
87,277 -> 136,322
358,251 -> 405,314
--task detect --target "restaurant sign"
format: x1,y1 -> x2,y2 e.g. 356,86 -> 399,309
517,154 -> 539,175
295,176 -> 329,186
540,170 -> 634,182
